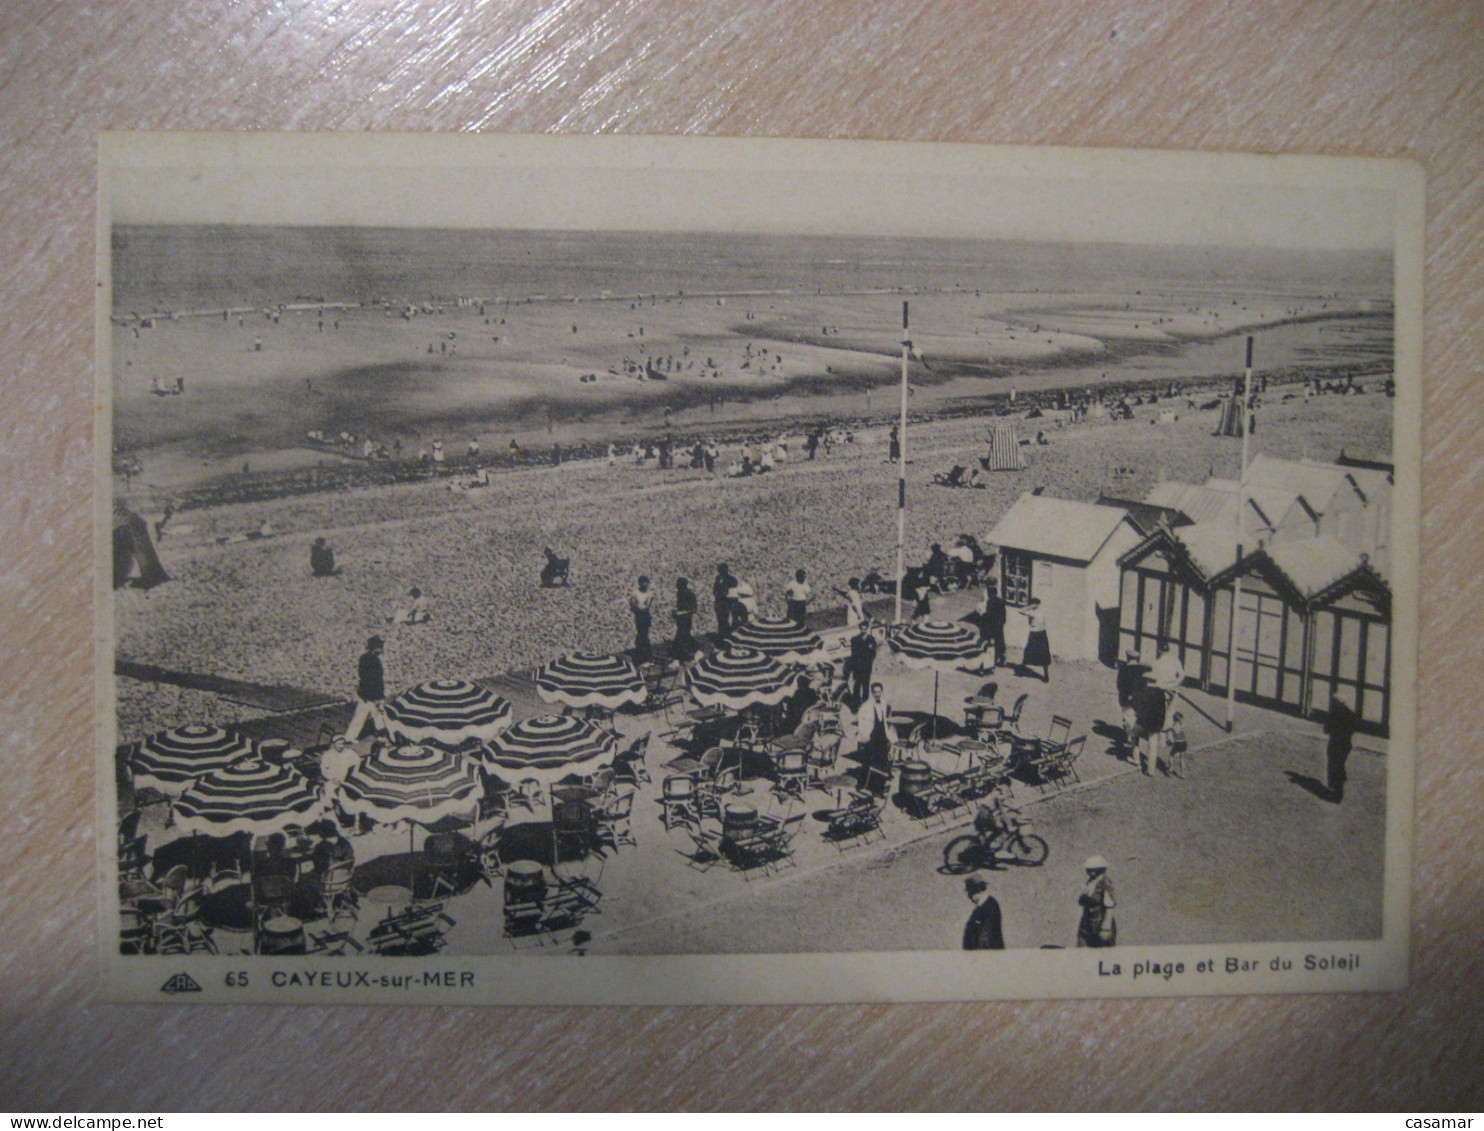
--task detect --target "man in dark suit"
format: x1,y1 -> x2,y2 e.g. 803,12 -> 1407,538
841,623 -> 879,708
978,581 -> 1008,669
347,635 -> 386,740
712,563 -> 734,639
962,876 -> 1005,950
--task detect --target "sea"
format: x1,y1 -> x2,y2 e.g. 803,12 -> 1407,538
111,226 -> 1392,314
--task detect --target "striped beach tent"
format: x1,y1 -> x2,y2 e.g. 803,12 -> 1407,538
726,615 -> 824,662
985,422 -> 1026,471
338,744 -> 482,827
1214,396 -> 1249,437
384,679 -> 513,747
685,646 -> 798,712
535,652 -> 648,712
171,758 -> 322,837
486,714 -> 618,789
132,724 -> 256,795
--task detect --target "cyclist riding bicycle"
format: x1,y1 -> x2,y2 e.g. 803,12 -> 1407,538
972,784 -> 1022,843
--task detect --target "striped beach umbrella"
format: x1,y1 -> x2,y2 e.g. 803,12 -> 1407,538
888,619 -> 986,667
887,620 -> 987,737
535,652 -> 647,712
384,679 -> 513,747
486,714 -> 618,789
338,744 -> 482,827
131,724 -> 256,795
171,758 -> 322,837
727,615 -> 824,662
685,646 -> 799,711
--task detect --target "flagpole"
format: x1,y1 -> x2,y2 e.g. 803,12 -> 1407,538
1224,335 -> 1254,731
895,301 -> 909,625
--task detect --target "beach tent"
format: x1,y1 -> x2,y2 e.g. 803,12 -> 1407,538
1214,397 -> 1249,437
984,422 -> 1027,471
112,501 -> 169,590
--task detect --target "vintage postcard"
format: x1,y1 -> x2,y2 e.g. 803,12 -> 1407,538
97,134 -> 1421,1003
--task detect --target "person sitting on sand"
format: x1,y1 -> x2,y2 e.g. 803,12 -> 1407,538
309,536 -> 338,578
389,587 -> 430,625
540,548 -> 571,588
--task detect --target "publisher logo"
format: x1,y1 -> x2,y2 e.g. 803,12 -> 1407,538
161,972 -> 203,994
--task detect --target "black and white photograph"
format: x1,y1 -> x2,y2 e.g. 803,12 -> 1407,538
98,134 -> 1420,1003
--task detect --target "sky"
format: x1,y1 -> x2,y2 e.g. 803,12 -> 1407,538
102,133 -> 1417,252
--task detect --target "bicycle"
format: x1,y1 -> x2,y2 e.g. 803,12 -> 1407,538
942,799 -> 1049,872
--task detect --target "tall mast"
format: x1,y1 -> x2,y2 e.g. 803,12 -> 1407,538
1225,334 -> 1255,731
895,301 -> 910,624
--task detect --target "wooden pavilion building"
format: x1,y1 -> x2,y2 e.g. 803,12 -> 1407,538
1116,456 -> 1393,734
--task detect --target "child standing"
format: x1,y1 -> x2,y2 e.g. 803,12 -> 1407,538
1165,711 -> 1189,778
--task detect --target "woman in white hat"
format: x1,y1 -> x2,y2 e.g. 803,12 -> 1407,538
1076,855 -> 1117,948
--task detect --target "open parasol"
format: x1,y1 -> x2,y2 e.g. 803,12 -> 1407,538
535,652 -> 648,712
887,620 -> 987,738
383,679 -> 513,747
338,743 -> 482,828
726,615 -> 824,662
131,724 -> 256,795
486,714 -> 619,790
171,757 -> 323,837
685,646 -> 799,711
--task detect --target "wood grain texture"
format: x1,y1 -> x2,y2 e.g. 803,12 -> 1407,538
1,0 -> 1480,1110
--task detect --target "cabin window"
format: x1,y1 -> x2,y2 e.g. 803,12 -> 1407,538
1001,549 -> 1033,606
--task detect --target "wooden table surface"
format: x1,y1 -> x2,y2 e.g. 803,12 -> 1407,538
2,0 -> 1481,1111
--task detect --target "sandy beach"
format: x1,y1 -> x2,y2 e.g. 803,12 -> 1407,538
115,386 -> 1391,743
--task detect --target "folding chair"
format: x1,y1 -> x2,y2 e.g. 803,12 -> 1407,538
154,885 -> 218,955
994,693 -> 1030,742
118,833 -> 150,883
119,905 -> 154,955
475,826 -> 506,886
613,732 -> 652,786
762,813 -> 806,872
593,787 -> 637,850
370,903 -> 454,956
1041,734 -> 1086,791
824,795 -> 886,851
1043,714 -> 1073,754
679,826 -> 726,873
919,771 -> 968,826
306,927 -> 363,955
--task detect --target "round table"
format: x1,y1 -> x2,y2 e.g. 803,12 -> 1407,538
820,773 -> 860,806
258,914 -> 306,955
363,884 -> 414,908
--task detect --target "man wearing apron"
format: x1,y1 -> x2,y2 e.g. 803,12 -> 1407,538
854,682 -> 896,795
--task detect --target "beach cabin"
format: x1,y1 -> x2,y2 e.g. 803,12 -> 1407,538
986,494 -> 1144,664
1244,455 -> 1390,556
1117,523 -> 1393,734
